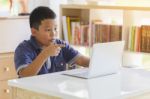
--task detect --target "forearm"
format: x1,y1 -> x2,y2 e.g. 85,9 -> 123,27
75,55 -> 90,67
19,51 -> 48,77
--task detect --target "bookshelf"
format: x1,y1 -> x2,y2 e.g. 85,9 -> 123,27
60,4 -> 150,67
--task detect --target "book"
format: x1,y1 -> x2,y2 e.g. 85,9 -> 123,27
146,26 -> 150,52
130,26 -> 136,51
62,16 -> 69,43
99,24 -> 110,42
110,25 -> 122,42
134,26 -> 141,52
71,21 -> 81,45
141,25 -> 148,52
67,16 -> 80,43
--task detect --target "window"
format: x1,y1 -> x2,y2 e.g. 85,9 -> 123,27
0,0 -> 10,16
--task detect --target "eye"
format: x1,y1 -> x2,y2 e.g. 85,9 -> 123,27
54,27 -> 57,31
45,29 -> 52,32
45,28 -> 57,33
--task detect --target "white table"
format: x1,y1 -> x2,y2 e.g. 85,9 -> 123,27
8,68 -> 150,99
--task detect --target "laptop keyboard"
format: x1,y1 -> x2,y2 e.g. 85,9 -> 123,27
73,70 -> 89,77
63,68 -> 90,78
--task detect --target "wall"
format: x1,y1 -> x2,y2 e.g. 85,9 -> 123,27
49,0 -> 67,37
0,17 -> 30,53
29,0 -> 68,36
28,0 -> 50,12
0,0 -> 67,53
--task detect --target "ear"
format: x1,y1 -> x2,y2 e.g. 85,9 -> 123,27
31,28 -> 37,36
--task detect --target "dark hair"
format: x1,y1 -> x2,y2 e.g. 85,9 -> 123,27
29,6 -> 56,30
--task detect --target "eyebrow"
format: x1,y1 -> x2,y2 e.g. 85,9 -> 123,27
44,25 -> 57,28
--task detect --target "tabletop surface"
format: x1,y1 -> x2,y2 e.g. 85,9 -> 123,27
8,67 -> 150,99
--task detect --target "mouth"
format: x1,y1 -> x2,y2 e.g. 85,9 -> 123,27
49,39 -> 56,44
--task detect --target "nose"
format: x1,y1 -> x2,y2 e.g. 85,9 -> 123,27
49,30 -> 55,37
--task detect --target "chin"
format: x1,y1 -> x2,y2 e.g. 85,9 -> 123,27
45,44 -> 50,46
41,42 -> 48,46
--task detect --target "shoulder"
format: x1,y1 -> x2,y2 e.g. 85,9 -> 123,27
15,40 -> 33,55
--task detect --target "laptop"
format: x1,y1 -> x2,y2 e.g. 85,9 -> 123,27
63,41 -> 125,79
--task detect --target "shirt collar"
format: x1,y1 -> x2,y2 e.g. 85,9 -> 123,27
29,36 -> 42,51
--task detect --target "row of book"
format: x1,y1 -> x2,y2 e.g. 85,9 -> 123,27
62,16 -> 81,45
91,21 -> 122,45
62,16 -> 122,46
128,25 -> 150,53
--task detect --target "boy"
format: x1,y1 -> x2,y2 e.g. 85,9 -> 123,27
15,6 -> 90,77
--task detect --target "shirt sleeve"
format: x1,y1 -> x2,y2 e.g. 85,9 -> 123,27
14,45 -> 33,74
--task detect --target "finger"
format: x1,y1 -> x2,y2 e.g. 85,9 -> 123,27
49,42 -> 57,47
57,47 -> 61,51
48,42 -> 54,46
54,50 -> 60,56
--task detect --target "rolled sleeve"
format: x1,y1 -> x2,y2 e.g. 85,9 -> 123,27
14,45 -> 33,75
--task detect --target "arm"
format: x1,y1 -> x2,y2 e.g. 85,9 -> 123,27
61,41 -> 90,67
74,55 -> 90,67
19,44 -> 62,77
19,50 -> 48,77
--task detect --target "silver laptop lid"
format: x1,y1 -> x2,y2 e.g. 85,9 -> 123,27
88,41 -> 125,77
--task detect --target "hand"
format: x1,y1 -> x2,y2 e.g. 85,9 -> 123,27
42,43 -> 65,57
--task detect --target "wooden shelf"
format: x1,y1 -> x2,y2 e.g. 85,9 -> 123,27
61,4 -> 150,11
0,16 -> 29,20
60,4 -> 150,68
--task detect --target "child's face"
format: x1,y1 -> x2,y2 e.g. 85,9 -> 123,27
32,19 -> 57,47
